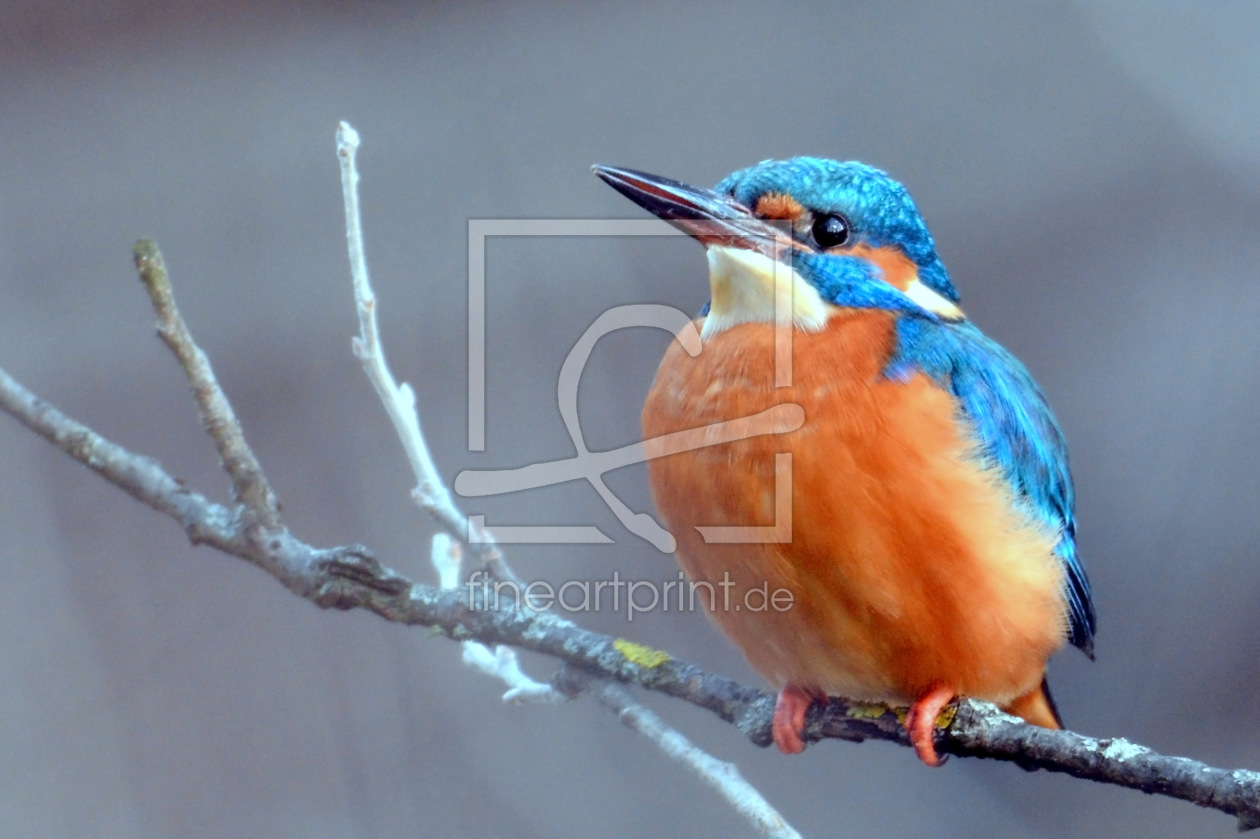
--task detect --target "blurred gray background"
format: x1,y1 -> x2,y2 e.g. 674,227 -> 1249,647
1,2 -> 1258,836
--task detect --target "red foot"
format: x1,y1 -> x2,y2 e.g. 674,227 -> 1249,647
772,685 -> 825,754
904,683 -> 956,767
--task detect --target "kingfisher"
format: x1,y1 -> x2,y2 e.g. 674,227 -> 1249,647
593,158 -> 1095,766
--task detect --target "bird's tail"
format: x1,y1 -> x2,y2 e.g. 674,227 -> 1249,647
1003,677 -> 1063,729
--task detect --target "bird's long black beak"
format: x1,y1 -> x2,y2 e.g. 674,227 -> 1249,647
592,164 -> 796,260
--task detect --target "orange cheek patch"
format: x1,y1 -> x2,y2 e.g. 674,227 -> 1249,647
835,243 -> 919,291
755,192 -> 806,221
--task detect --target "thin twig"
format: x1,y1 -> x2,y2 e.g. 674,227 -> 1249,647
560,669 -> 803,839
133,240 -> 280,531
335,122 -> 515,584
431,534 -> 565,706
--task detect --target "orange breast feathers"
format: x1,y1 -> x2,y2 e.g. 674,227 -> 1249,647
642,311 -> 1069,714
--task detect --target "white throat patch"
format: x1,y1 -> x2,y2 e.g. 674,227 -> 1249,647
701,246 -> 832,339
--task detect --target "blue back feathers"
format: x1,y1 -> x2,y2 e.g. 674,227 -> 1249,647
716,157 -> 1096,655
891,318 -> 1097,655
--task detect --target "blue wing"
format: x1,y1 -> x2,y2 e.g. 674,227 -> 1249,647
890,316 -> 1097,657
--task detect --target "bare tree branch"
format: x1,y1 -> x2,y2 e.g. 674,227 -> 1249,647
4,355 -> 1260,830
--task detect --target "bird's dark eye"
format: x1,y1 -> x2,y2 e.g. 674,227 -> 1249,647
811,213 -> 850,249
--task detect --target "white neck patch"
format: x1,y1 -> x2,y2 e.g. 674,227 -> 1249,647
701,246 -> 832,339
904,277 -> 965,321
